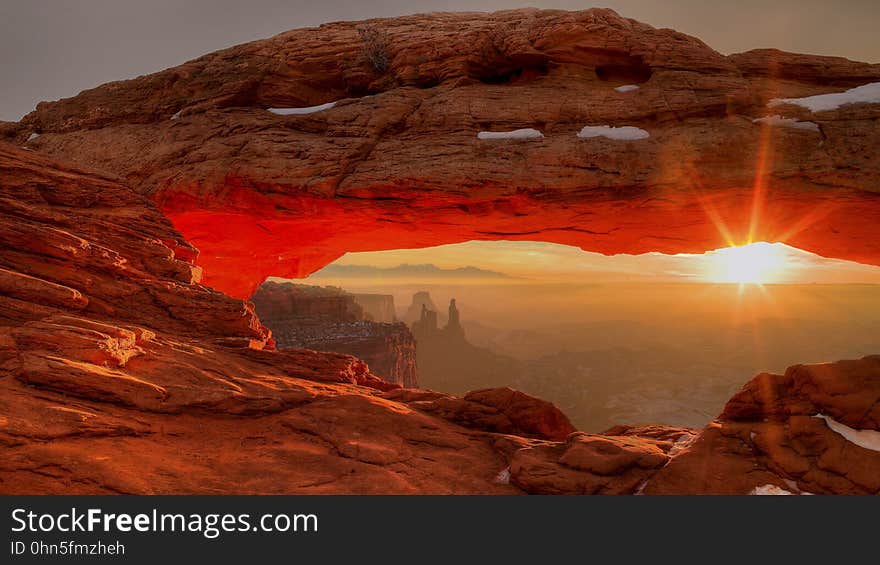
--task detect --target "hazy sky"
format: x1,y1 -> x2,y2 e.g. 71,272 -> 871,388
311,241 -> 880,284
2,1 -> 879,121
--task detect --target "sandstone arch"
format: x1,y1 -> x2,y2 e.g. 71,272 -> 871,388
5,9 -> 879,298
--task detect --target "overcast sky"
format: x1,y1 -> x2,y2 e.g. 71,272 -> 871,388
1,1 -> 879,121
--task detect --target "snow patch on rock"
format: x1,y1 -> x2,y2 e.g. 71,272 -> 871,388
668,433 -> 697,457
750,483 -> 815,495
615,84 -> 640,93
170,110 -> 182,120
815,413 -> 880,452
769,82 -> 880,112
26,133 -> 40,142
753,115 -> 820,133
477,128 -> 544,140
494,467 -> 511,484
577,125 -> 649,140
268,101 -> 337,115
749,484 -> 796,495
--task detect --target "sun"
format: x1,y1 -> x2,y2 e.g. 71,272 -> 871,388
705,242 -> 787,284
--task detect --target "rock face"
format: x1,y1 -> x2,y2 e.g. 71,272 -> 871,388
302,322 -> 417,388
252,282 -> 364,326
6,9 -> 880,299
251,281 -> 418,388
411,297 -> 465,342
353,293 -> 396,323
404,291 -> 442,325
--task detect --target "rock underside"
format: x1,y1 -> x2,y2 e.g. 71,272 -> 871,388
2,8 -> 880,493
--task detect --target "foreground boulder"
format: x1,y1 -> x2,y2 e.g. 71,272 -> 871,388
644,356 -> 880,494
509,430 -> 686,495
383,387 -> 577,441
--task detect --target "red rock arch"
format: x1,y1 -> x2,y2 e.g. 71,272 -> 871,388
9,9 -> 880,298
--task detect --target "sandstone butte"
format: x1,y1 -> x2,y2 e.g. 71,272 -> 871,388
1,8 -> 879,494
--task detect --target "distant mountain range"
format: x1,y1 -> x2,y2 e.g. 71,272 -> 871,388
310,263 -> 511,279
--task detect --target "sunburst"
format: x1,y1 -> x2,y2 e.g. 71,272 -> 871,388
704,242 -> 786,284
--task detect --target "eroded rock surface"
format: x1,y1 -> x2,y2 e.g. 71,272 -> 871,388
509,431 -> 676,495
384,387 -> 576,441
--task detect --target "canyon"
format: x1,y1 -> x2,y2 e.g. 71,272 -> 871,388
409,293 -> 523,397
2,8 -> 880,494
252,281 -> 418,388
